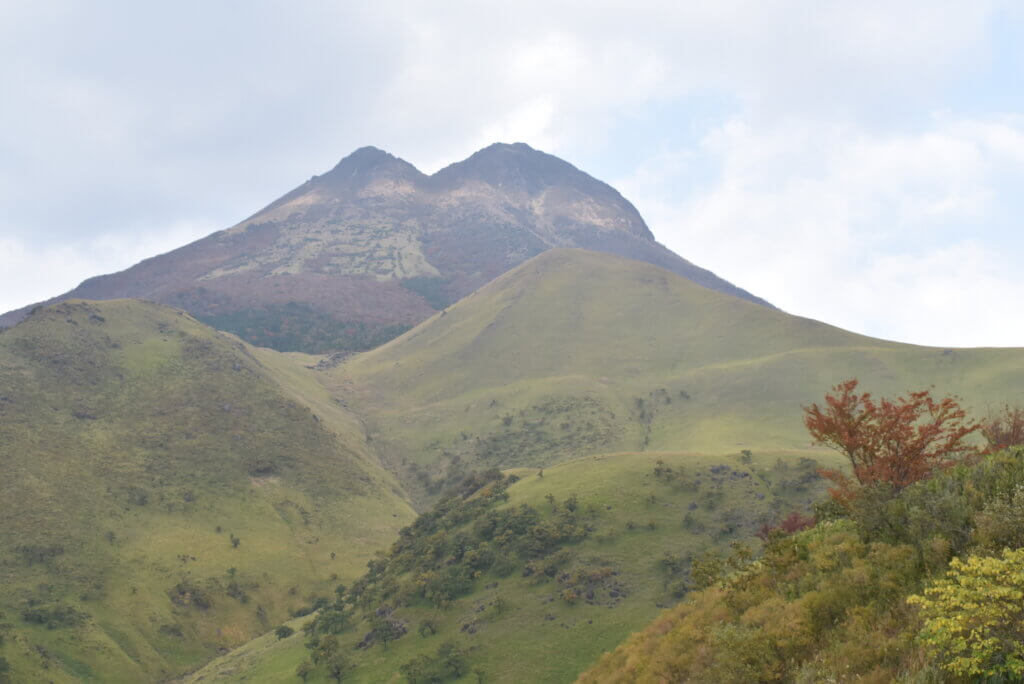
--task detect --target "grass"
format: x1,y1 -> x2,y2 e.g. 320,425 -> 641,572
6,250 -> 1024,682
0,300 -> 414,682
184,449 -> 836,683
187,249 -> 1024,681
327,250 -> 1024,505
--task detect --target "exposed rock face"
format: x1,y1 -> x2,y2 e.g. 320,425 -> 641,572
1,143 -> 769,352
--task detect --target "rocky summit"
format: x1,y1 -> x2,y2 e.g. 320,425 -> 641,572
0,143 -> 768,353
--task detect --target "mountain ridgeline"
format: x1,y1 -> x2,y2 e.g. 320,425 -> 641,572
0,143 -> 768,353
3,139 -> 1024,683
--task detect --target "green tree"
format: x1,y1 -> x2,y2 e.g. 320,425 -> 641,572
370,614 -> 405,649
909,547 -> 1024,679
295,659 -> 314,681
325,651 -> 352,682
310,634 -> 339,665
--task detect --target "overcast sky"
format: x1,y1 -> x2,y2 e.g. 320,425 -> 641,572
2,1 -> 1022,346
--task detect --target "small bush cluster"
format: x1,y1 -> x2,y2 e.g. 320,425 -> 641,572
399,640 -> 468,684
21,603 -> 87,629
167,581 -> 213,610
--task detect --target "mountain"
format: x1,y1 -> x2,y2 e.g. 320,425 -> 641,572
5,250 -> 1024,682
0,143 -> 768,353
0,300 -> 414,682
327,249 -> 1024,502
177,249 -> 1024,682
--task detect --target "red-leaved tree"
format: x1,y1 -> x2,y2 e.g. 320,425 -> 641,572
804,379 -> 980,502
982,404 -> 1024,451
756,510 -> 817,541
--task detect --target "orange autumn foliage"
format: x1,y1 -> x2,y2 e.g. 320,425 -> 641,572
804,379 -> 980,502
982,404 -> 1024,451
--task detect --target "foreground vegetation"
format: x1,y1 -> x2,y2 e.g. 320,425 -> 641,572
580,390 -> 1024,683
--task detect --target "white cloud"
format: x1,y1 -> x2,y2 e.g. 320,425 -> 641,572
619,114 -> 1024,347
0,220 -> 213,316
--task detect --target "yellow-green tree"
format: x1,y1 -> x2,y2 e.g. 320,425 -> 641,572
909,548 -> 1024,679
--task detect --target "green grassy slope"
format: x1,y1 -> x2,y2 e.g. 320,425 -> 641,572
0,301 -> 415,682
330,249 -> 1024,501
9,249 -> 1024,682
173,249 -> 1024,682
183,449 -> 833,683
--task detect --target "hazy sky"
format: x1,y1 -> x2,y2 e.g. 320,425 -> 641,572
2,1 -> 1022,346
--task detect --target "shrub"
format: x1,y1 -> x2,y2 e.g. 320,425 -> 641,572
983,405 -> 1024,450
275,625 -> 294,639
158,623 -> 183,638
910,547 -> 1024,679
325,651 -> 352,682
168,581 -> 213,609
226,581 -> 249,603
306,604 -> 350,635
310,634 -> 339,665
689,550 -> 725,589
804,379 -> 979,503
295,659 -> 314,681
418,617 -> 438,637
21,603 -> 87,629
400,641 -> 468,683
757,511 -> 816,541
971,483 -> 1024,552
369,613 -> 406,649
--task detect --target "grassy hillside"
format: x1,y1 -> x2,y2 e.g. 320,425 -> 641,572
330,249 -> 1024,502
0,301 -> 415,682
183,449 -> 833,683
174,247 -> 1024,680
577,447 -> 1024,683
7,250 -> 1024,682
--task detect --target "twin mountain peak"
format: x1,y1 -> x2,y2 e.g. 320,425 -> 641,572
1,142 -> 768,353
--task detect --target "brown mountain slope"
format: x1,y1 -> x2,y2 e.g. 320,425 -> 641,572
0,143 -> 769,352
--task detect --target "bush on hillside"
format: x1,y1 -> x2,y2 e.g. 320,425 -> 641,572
910,547 -> 1024,679
399,640 -> 468,684
579,446 -> 1024,683
983,404 -> 1024,450
804,379 -> 980,504
21,604 -> 87,629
